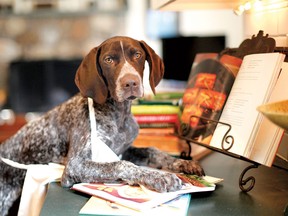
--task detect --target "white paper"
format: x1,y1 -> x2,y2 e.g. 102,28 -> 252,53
17,163 -> 64,216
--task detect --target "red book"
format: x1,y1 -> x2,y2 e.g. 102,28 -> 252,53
134,114 -> 180,128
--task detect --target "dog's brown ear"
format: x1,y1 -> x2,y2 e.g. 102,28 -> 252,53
75,47 -> 108,104
140,40 -> 164,94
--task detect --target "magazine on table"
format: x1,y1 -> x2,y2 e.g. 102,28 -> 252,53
72,173 -> 222,212
79,193 -> 192,216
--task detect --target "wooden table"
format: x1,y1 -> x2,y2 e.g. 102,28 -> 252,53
40,152 -> 288,216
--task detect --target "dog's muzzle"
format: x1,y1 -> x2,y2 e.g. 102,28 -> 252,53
116,61 -> 144,102
121,74 -> 142,100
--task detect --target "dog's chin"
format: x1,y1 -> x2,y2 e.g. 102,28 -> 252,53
126,95 -> 137,100
119,94 -> 141,102
116,90 -> 143,102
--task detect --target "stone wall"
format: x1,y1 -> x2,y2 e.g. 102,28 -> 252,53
0,11 -> 126,106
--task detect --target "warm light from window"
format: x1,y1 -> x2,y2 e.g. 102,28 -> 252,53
244,2 -> 252,10
254,0 -> 263,10
234,0 -> 288,15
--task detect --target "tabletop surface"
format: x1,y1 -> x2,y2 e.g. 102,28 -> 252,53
40,152 -> 288,216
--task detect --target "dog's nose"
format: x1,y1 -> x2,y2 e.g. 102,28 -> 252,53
121,75 -> 140,90
124,80 -> 137,88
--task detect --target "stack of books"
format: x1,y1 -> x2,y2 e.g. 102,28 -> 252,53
131,91 -> 186,156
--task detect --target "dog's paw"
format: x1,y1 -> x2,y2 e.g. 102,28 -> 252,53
137,169 -> 182,193
172,159 -> 205,176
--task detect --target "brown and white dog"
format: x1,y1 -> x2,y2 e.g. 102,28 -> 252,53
0,36 -> 204,215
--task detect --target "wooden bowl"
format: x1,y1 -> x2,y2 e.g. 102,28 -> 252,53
257,100 -> 288,131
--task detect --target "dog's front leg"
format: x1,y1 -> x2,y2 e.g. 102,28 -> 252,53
61,159 -> 182,193
122,146 -> 205,176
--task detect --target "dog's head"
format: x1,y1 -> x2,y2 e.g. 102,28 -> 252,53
75,36 -> 164,104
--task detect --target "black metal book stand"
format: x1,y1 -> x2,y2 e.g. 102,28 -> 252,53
178,115 -> 259,192
177,30 -> 288,192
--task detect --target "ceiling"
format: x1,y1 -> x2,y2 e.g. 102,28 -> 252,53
150,0 -> 248,10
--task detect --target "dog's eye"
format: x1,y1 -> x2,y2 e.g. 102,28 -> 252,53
104,57 -> 113,64
134,52 -> 141,59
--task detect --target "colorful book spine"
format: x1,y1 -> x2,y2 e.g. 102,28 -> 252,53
134,114 -> 180,128
131,105 -> 180,115
138,127 -> 175,135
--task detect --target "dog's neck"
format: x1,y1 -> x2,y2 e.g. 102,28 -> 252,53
105,98 -> 135,132
102,98 -> 133,115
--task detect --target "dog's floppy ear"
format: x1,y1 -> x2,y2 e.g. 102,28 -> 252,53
75,47 -> 108,104
140,40 -> 164,94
